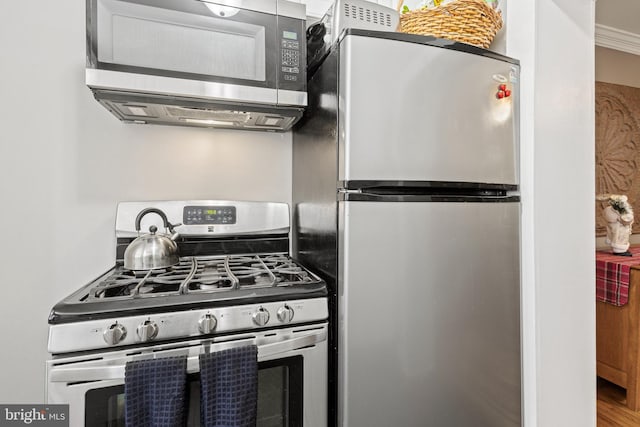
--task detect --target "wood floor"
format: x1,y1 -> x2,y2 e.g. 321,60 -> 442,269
598,378 -> 640,426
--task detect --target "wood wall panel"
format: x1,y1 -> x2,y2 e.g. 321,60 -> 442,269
595,82 -> 640,236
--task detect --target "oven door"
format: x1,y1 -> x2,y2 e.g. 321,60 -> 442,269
47,324 -> 327,427
86,0 -> 305,105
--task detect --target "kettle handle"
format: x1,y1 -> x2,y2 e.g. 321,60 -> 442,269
134,208 -> 172,232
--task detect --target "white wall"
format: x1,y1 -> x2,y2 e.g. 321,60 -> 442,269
507,1 -> 596,426
595,0 -> 640,34
0,2 -> 292,402
596,46 -> 640,87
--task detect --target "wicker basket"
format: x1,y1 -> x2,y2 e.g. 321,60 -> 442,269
397,0 -> 502,49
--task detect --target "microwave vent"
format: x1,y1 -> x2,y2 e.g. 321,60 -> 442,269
307,0 -> 399,74
91,90 -> 303,131
343,1 -> 394,28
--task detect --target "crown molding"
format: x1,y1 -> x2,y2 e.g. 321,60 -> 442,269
596,24 -> 640,56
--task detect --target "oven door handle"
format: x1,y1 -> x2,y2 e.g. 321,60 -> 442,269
48,329 -> 326,383
257,329 -> 326,359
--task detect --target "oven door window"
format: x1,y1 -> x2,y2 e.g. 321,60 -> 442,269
84,357 -> 303,426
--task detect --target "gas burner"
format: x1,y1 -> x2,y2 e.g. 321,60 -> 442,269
86,254 -> 317,302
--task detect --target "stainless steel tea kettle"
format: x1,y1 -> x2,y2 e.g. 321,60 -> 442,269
124,208 -> 181,270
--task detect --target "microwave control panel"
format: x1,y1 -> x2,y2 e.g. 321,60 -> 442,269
278,16 -> 306,92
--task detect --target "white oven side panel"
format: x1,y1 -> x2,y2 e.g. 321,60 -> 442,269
338,200 -> 521,427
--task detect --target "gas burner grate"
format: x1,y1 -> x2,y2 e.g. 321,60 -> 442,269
88,254 -> 315,301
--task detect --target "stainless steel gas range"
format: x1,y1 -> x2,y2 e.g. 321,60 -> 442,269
46,200 -> 328,427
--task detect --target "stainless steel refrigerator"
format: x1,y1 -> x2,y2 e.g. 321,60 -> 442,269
293,29 -> 521,427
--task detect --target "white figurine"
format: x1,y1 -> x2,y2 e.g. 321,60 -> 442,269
597,194 -> 634,256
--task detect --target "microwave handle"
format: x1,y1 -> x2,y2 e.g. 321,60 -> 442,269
49,330 -> 326,383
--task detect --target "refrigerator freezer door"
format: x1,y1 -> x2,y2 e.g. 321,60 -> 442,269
338,34 -> 518,186
338,200 -> 521,427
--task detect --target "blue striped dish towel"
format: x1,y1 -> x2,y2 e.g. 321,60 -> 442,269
199,345 -> 258,427
124,356 -> 188,427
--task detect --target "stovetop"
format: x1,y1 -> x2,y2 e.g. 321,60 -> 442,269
49,253 -> 326,324
93,254 -> 317,299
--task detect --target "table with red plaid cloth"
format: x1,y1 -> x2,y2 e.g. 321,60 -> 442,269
596,246 -> 640,306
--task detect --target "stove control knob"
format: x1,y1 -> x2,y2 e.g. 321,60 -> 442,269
277,305 -> 295,323
136,320 -> 159,342
252,307 -> 270,327
198,313 -> 217,334
103,322 -> 127,345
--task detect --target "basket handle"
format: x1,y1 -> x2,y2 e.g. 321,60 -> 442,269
396,0 -> 404,12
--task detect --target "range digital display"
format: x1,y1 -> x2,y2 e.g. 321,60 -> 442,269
183,206 -> 236,225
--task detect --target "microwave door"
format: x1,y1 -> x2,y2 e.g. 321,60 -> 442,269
88,0 -> 279,94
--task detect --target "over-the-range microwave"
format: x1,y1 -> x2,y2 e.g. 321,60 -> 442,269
86,0 -> 307,131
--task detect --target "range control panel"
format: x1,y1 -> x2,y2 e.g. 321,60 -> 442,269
183,206 -> 236,225
48,298 -> 329,354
